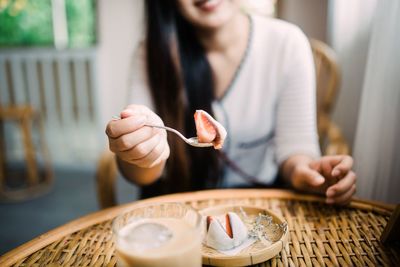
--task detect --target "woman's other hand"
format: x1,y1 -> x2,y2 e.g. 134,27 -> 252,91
289,155 -> 356,205
106,105 -> 170,169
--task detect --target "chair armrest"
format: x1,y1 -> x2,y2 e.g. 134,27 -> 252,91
324,120 -> 350,155
96,150 -> 118,209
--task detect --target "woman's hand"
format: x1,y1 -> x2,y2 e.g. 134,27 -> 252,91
106,105 -> 170,169
290,155 -> 356,205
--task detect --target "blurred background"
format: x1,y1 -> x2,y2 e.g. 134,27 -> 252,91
0,0 -> 399,255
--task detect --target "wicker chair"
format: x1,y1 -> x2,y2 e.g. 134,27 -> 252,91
310,39 -> 349,155
96,39 -> 349,209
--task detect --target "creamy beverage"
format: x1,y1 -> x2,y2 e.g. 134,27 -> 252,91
115,217 -> 202,267
113,203 -> 202,267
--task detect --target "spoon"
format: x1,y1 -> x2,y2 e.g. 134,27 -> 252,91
112,116 -> 213,148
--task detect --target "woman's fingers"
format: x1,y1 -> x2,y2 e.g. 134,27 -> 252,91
309,160 -> 321,171
109,126 -> 154,152
302,155 -> 356,205
133,135 -> 168,168
106,104 -> 170,169
132,133 -> 161,161
326,171 -> 356,198
326,184 -> 356,205
321,158 -> 333,178
106,115 -> 146,138
151,144 -> 170,168
330,155 -> 353,177
293,164 -> 325,190
117,133 -> 161,162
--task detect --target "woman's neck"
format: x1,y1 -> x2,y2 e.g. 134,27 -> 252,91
196,12 -> 249,53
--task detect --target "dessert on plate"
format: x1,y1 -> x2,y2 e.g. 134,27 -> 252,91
205,212 -> 248,251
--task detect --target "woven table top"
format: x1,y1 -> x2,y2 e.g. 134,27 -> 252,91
1,189 -> 399,267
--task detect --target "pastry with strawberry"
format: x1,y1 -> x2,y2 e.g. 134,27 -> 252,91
194,110 -> 227,149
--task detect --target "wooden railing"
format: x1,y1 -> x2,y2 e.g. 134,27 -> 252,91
0,48 -> 101,166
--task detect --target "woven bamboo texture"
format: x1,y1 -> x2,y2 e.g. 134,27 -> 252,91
1,189 -> 399,267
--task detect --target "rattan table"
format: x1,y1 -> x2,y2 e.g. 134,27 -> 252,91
1,189 -> 399,266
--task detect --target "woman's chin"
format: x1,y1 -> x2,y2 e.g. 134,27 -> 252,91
195,16 -> 232,30
193,8 -> 238,30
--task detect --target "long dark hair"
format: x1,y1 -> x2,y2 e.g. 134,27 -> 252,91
141,0 -> 220,197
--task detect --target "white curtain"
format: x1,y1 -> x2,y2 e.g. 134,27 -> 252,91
328,0 -> 377,147
353,1 -> 400,204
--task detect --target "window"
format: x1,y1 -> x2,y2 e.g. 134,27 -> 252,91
0,0 -> 96,48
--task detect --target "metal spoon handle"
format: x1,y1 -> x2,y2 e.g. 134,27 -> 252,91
144,124 -> 188,143
112,116 -> 213,147
145,124 -> 213,147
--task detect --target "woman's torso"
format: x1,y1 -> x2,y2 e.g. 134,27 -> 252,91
129,14 -> 320,189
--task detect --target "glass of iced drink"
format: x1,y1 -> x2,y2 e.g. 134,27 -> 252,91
112,202 -> 202,267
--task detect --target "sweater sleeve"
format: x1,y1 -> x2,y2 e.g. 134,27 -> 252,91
127,41 -> 155,110
275,26 -> 321,165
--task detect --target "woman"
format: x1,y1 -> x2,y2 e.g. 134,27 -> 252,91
106,0 -> 356,204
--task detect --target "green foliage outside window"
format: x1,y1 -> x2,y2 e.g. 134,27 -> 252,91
0,0 -> 96,48
66,0 -> 96,48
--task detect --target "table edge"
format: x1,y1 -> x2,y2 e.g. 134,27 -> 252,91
0,189 -> 395,266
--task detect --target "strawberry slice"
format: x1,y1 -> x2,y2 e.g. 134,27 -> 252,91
194,110 -> 227,149
194,111 -> 217,143
206,216 -> 213,231
225,213 -> 233,238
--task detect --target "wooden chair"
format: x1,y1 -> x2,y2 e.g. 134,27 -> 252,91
0,105 -> 53,201
96,39 -> 350,209
310,39 -> 349,155
96,150 -> 118,208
